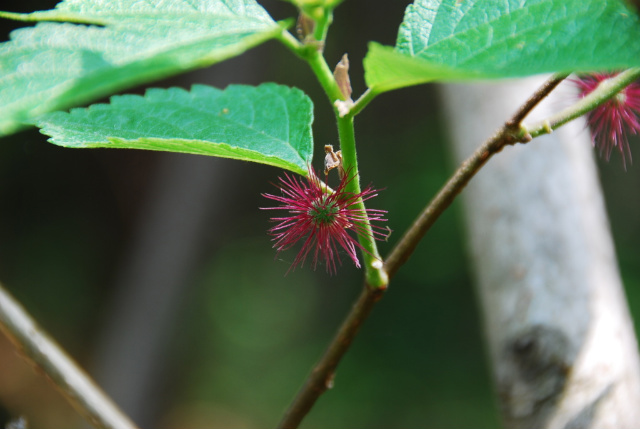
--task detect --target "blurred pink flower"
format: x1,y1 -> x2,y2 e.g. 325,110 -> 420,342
262,167 -> 386,274
573,73 -> 640,167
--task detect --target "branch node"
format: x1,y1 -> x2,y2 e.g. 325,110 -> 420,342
334,99 -> 354,117
521,133 -> 533,143
325,372 -> 335,390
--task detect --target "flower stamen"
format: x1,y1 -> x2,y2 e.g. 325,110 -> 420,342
261,166 -> 387,275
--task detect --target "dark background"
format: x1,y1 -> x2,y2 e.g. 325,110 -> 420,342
1,1 -> 639,428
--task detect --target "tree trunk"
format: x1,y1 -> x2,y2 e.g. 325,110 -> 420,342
439,77 -> 640,429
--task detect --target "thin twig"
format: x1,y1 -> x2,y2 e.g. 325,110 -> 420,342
0,282 -> 139,429
276,283 -> 385,429
384,73 -> 568,277
506,73 -> 569,128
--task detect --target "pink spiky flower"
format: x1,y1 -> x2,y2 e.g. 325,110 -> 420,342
573,73 -> 640,167
261,167 -> 387,274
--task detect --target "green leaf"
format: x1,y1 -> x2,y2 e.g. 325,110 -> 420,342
364,0 -> 640,92
34,83 -> 314,175
0,0 -> 283,136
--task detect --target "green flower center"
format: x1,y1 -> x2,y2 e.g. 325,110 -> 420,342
310,197 -> 339,225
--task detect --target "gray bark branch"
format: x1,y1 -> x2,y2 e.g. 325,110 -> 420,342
0,283 -> 138,429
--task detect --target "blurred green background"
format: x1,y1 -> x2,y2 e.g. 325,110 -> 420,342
1,1 -> 639,428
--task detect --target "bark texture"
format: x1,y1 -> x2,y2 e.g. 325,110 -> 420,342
439,77 -> 640,429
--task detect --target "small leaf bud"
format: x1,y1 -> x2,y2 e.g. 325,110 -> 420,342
333,54 -> 353,101
296,12 -> 316,42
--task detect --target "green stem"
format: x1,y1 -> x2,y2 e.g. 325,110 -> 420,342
347,88 -> 378,118
337,116 -> 387,288
277,29 -> 307,59
278,30 -> 343,102
312,8 -> 333,43
308,49 -> 386,287
306,49 -> 345,103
